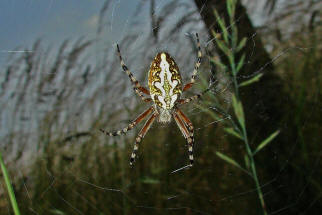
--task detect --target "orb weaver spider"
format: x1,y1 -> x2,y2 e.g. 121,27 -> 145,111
100,33 -> 210,167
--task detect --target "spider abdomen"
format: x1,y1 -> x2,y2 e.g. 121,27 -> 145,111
148,52 -> 182,112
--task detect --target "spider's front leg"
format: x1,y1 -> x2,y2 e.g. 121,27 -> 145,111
177,86 -> 212,105
130,113 -> 156,166
116,44 -> 151,102
183,33 -> 202,92
173,108 -> 195,166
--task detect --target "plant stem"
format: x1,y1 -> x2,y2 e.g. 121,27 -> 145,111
232,54 -> 267,214
241,125 -> 267,215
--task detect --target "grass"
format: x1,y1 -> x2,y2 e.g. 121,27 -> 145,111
0,151 -> 21,215
0,0 -> 321,214
202,1 -> 281,214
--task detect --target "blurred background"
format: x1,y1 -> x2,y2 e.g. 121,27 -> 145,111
0,0 -> 321,214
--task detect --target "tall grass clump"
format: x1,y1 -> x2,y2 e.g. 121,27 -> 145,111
199,0 -> 280,214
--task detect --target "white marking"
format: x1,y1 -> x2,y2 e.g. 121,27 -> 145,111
153,53 -> 179,109
157,94 -> 167,109
134,145 -> 138,150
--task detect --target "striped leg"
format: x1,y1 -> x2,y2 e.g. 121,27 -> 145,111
173,112 -> 190,139
130,113 -> 156,166
100,107 -> 153,136
133,87 -> 152,102
117,44 -> 151,99
175,108 -> 195,166
178,87 -> 211,105
183,33 -> 202,92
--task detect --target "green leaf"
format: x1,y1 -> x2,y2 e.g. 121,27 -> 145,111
253,130 -> 280,156
216,152 -> 242,170
224,127 -> 243,140
227,0 -> 236,18
231,94 -> 245,130
231,25 -> 238,49
214,10 -> 228,43
216,38 -> 232,59
216,151 -> 250,176
239,73 -> 263,87
0,151 -> 21,215
236,54 -> 245,73
226,0 -> 232,17
236,37 -> 247,52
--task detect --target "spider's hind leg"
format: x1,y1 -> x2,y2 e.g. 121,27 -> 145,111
100,107 -> 153,137
130,113 -> 156,166
173,108 -> 195,166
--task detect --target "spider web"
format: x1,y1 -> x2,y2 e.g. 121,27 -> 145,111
0,0 -> 321,214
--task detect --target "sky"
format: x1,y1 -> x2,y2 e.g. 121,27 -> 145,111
0,0 -> 141,65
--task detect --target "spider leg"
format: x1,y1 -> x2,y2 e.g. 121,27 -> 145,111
116,44 -> 151,100
100,106 -> 153,136
183,33 -> 202,92
174,108 -> 195,166
173,112 -> 190,139
178,86 -> 211,105
130,113 -> 156,166
133,87 -> 152,102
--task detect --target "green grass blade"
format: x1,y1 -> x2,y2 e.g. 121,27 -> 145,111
239,73 -> 263,87
224,127 -> 243,140
236,54 -> 245,73
236,37 -> 247,52
0,151 -> 21,215
253,130 -> 280,156
231,94 -> 245,130
214,10 -> 229,43
216,151 -> 251,176
215,38 -> 232,60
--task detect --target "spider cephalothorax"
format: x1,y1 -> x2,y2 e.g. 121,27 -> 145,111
101,33 -> 208,167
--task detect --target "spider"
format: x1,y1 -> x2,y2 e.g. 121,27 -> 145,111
100,33 -> 210,167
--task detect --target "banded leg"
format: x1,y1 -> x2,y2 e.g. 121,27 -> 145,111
100,107 -> 153,136
183,33 -> 202,92
178,87 -> 211,105
134,87 -> 152,102
173,112 -> 190,139
174,108 -> 195,166
130,113 -> 156,166
117,44 -> 151,99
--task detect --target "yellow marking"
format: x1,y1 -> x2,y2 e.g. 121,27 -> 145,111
148,52 -> 183,109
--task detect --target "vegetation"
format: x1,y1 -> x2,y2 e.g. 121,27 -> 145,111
0,151 -> 21,215
206,1 -> 280,214
0,0 -> 321,214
